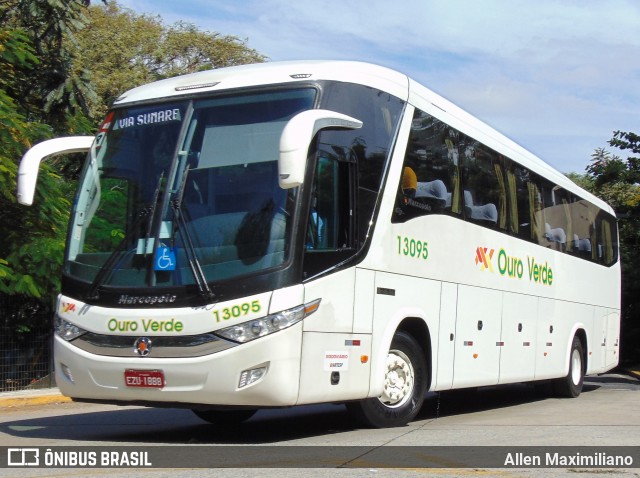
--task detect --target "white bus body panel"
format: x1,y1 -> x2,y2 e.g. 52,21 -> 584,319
499,292 -> 537,384
435,282 -> 457,390
371,271 -> 441,397
55,322 -> 304,406
55,287 -> 310,406
297,269 -> 373,404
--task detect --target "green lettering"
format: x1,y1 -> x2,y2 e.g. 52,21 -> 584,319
498,248 -> 507,275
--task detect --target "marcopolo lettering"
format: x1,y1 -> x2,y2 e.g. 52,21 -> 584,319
117,294 -> 177,305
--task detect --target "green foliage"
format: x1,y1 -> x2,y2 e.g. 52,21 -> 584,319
565,172 -> 593,191
1,0 -> 269,349
84,177 -> 129,251
1,0 -> 97,133
0,30 -> 64,301
586,148 -> 628,188
73,1 -> 266,119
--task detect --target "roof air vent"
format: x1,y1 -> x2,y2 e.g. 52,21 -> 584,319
175,82 -> 220,92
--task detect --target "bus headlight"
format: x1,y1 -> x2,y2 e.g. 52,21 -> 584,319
215,299 -> 321,343
55,315 -> 87,341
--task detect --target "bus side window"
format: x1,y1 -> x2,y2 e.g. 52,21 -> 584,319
306,153 -> 351,251
392,109 -> 455,223
460,145 -> 504,228
302,151 -> 356,278
595,212 -> 617,265
569,199 -> 593,259
538,183 -> 569,252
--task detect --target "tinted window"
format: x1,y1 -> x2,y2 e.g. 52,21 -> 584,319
319,82 -> 404,247
391,106 -> 618,266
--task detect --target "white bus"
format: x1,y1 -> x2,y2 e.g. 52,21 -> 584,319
18,61 -> 620,428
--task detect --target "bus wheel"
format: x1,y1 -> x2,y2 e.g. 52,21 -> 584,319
553,336 -> 585,398
347,331 -> 427,428
192,409 -> 257,425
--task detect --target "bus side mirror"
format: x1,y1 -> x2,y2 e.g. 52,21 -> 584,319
17,136 -> 93,205
278,109 -> 362,189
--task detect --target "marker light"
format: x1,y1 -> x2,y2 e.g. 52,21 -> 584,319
215,299 -> 321,344
238,366 -> 268,388
60,363 -> 75,383
54,316 -> 87,341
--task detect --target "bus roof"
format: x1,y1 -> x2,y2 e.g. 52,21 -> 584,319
113,60 -> 613,215
113,60 -> 410,106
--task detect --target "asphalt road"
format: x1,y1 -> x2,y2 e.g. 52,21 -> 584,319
0,373 -> 638,477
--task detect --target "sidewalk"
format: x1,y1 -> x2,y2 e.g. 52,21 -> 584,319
627,367 -> 640,380
0,387 -> 71,408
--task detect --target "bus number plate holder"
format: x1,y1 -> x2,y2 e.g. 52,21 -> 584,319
124,369 -> 165,388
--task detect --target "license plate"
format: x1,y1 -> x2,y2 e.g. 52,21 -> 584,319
124,369 -> 165,388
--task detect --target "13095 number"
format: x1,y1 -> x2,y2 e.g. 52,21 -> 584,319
397,235 -> 429,260
213,300 -> 262,323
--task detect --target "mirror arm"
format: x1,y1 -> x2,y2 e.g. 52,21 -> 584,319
17,136 -> 93,205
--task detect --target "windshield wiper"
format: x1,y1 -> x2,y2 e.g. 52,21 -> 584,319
84,208 -> 151,301
85,174 -> 164,301
171,166 -> 214,299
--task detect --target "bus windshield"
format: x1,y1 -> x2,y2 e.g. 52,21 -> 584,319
66,88 -> 317,290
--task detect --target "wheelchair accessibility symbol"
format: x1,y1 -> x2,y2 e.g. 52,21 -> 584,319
155,246 -> 176,271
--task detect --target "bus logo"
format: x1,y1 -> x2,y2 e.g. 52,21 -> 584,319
7,448 -> 39,466
133,337 -> 153,357
61,302 -> 76,313
475,247 -> 494,272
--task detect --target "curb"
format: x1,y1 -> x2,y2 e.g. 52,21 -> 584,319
626,368 -> 640,380
0,389 -> 71,409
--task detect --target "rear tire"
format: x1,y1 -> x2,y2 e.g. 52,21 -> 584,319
192,409 -> 257,425
347,331 -> 427,428
553,336 -> 584,398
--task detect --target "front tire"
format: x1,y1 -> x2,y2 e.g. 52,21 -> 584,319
553,336 -> 585,398
347,331 -> 427,428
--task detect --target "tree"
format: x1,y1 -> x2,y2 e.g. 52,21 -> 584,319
0,0 -> 98,134
0,0 -> 268,389
0,28 -> 68,298
0,27 -> 75,385
72,1 -> 266,119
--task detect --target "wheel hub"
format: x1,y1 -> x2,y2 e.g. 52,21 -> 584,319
380,350 -> 414,408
